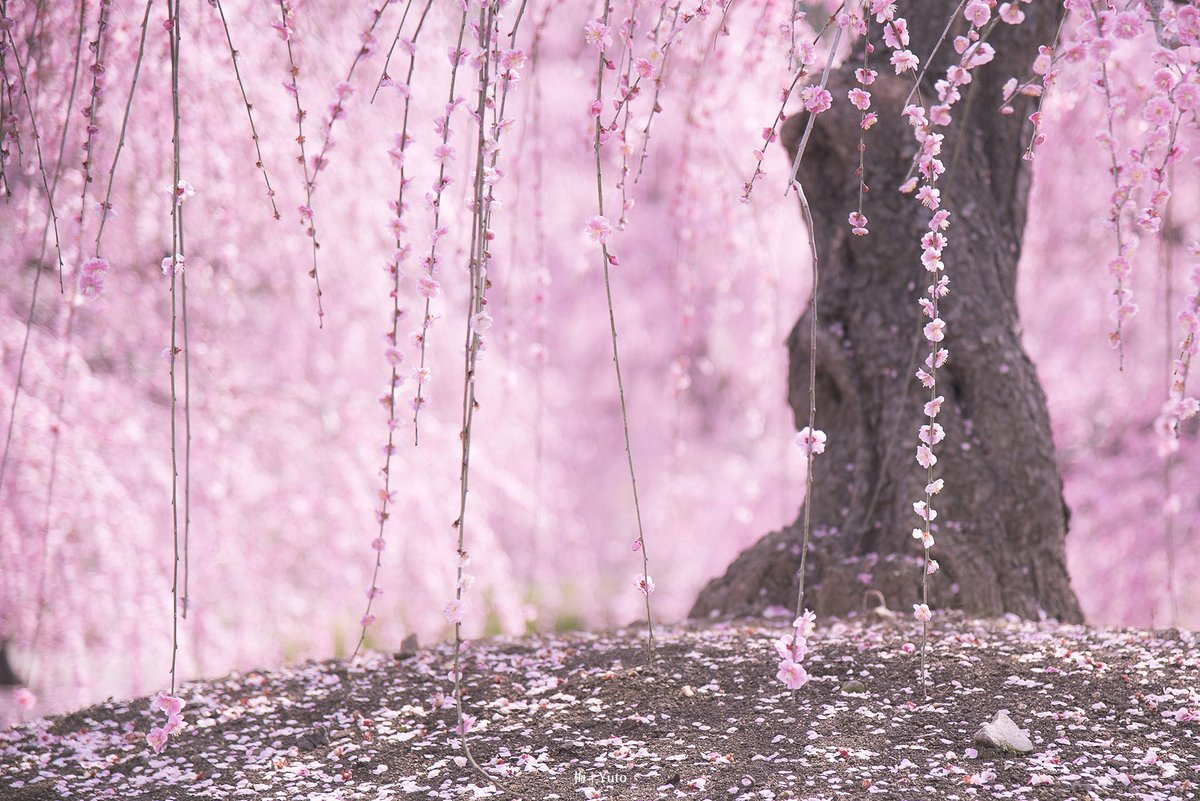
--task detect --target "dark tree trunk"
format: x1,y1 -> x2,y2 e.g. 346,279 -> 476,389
691,2 -> 1083,622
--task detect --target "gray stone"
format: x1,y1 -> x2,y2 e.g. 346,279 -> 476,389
974,710 -> 1034,755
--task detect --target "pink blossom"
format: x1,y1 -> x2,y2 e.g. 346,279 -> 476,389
146,727 -> 168,754
776,659 -> 809,690
500,48 -> 527,73
796,609 -> 817,637
795,426 -> 827,455
848,210 -> 869,236
584,215 -> 613,244
152,692 -> 185,717
917,185 -> 941,210
916,445 -> 937,469
910,527 -> 934,553
964,0 -> 990,27
170,180 -> 195,205
634,574 -> 655,595
1111,11 -> 1141,40
583,19 -> 612,51
773,633 -> 801,661
926,478 -> 945,495
999,3 -> 1024,24
847,88 -> 871,111
913,603 -> 932,621
923,317 -> 946,343
800,86 -> 833,114
417,275 -> 440,299
924,396 -> 944,417
455,713 -> 476,735
883,19 -> 908,49
1177,82 -> 1200,112
891,50 -> 919,73
1142,97 -> 1172,126
79,257 -> 109,299
634,57 -> 655,79
919,423 -> 945,445
443,598 -> 465,624
855,68 -> 877,86
913,500 -> 937,521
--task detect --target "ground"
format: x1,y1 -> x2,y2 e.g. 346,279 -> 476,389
1,614 -> 1197,800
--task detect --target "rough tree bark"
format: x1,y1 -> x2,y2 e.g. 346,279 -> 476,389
691,2 -> 1084,622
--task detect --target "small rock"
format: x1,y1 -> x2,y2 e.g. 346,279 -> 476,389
974,710 -> 1033,755
839,680 -> 867,694
295,727 -> 329,751
394,633 -> 419,661
681,685 -> 695,698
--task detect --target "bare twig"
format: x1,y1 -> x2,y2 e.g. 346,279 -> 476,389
213,0 -> 280,219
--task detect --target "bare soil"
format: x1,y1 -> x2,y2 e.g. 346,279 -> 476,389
1,613 -> 1197,800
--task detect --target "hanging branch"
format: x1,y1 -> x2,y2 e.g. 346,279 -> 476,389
410,7 -> 470,443
213,0 -> 280,219
352,0 -> 435,662
0,0 -> 87,497
308,2 -> 393,194
371,0 -> 416,103
0,14 -> 66,290
742,4 -> 844,201
78,0 -> 112,229
278,0 -> 325,327
17,0 -> 89,687
448,5 -> 522,793
589,0 -> 655,663
95,0 -> 155,256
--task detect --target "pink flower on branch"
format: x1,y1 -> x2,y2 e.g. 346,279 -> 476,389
583,20 -> 612,51
776,659 -> 809,690
584,215 -> 613,244
795,426 -> 827,455
800,85 -> 832,114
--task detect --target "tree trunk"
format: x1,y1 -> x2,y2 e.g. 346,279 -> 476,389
691,2 -> 1083,622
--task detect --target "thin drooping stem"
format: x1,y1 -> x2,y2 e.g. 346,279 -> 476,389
351,0 -> 434,663
214,0 -> 280,220
78,0 -> 112,229
742,5 -> 843,201
371,0 -> 416,103
0,20 -> 66,290
95,0 -> 155,257
901,0 -> 970,109
785,22 -> 843,197
790,182 -> 819,622
21,0 -> 89,686
0,0 -> 87,499
278,0 -> 325,327
449,5 -> 520,792
411,8 -> 470,443
593,0 -> 655,663
166,0 -> 186,692
309,2 -> 394,190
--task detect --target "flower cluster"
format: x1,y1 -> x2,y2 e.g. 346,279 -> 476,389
78,257 -> 109,299
774,609 -> 815,690
145,692 -> 185,754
